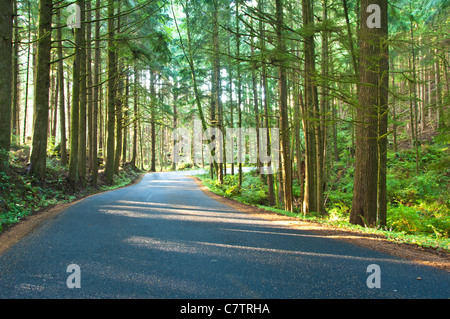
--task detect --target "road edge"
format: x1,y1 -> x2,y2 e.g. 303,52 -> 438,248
189,176 -> 450,273
0,172 -> 147,257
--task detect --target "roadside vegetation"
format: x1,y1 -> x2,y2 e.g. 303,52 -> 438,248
196,131 -> 450,251
0,142 -> 143,233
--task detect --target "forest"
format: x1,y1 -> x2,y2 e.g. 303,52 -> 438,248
0,0 -> 449,250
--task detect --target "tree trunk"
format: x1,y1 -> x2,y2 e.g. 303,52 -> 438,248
114,4 -> 123,175
114,75 -> 123,174
150,70 -> 156,172
67,71 -> 71,140
78,0 -> 87,186
258,0 -> 275,206
29,0 -> 53,180
172,80 -> 178,171
104,0 -> 116,185
391,56 -> 397,153
251,31 -> 261,177
227,33 -> 235,176
236,2 -> 243,190
377,24 -> 389,228
276,0 -> 293,212
57,8 -> 67,165
86,0 -> 94,176
435,53 -> 443,129
122,73 -> 129,165
23,1 -> 32,145
132,63 -> 139,168
319,0 -> 329,215
91,0 -> 101,185
11,0 -> 20,143
51,68 -> 58,143
293,72 -> 302,182
350,0 -> 388,227
302,0 -> 319,214
69,0 -> 83,187
212,0 -> 223,183
409,10 -> 420,175
0,0 -> 13,172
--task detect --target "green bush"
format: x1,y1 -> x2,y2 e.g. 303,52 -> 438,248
387,203 -> 450,238
425,216 -> 450,239
387,205 -> 424,233
177,163 -> 194,170
328,203 -> 351,221
225,184 -> 240,196
197,170 -> 269,206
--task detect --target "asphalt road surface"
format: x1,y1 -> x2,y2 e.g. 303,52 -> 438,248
0,171 -> 449,299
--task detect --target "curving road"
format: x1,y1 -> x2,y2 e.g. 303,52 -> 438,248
0,171 -> 449,299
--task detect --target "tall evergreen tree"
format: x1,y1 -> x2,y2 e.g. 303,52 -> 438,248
0,0 -> 13,172
69,0 -> 83,188
78,0 -> 87,185
350,0 -> 389,226
104,0 -> 117,185
29,0 -> 53,180
276,0 -> 293,212
56,8 -> 67,166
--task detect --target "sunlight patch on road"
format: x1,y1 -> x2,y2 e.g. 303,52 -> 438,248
98,201 -> 281,227
220,228 -> 327,239
147,180 -> 192,183
123,236 -> 414,266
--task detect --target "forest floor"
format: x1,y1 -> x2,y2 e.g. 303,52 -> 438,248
0,171 -> 145,257
191,176 -> 450,273
0,145 -> 145,256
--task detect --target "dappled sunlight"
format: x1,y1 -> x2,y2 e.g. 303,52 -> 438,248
82,260 -> 207,297
145,185 -> 197,190
116,200 -> 243,215
123,235 -> 414,265
96,189 -> 442,274
220,226 -> 393,242
98,208 -> 151,219
98,200 -> 417,263
124,236 -> 198,254
98,204 -> 277,226
147,180 -> 193,183
98,200 -> 316,228
110,200 -> 270,220
220,227 -> 328,239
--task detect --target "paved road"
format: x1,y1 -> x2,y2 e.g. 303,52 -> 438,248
0,171 -> 449,299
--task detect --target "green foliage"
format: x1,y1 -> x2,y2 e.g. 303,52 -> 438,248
196,135 -> 450,251
0,147 -> 142,233
387,205 -> 424,233
387,144 -> 450,208
0,149 -> 8,163
177,163 -> 195,170
0,162 -> 75,230
197,168 -> 268,206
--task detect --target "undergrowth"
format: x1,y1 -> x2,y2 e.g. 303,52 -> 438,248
196,137 -> 450,251
0,145 -> 143,233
